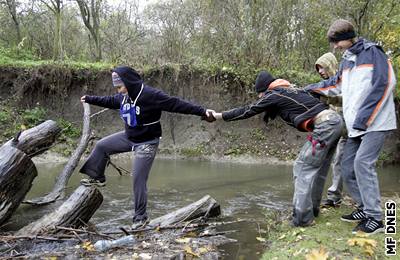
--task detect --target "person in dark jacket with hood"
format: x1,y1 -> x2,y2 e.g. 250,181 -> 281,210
211,71 -> 343,227
79,66 -> 215,228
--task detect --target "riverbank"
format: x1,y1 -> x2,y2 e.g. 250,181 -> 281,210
1,64 -> 399,166
261,197 -> 400,259
31,149 -> 294,166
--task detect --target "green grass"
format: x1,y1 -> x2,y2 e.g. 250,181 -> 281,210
0,56 -> 115,71
261,201 -> 400,259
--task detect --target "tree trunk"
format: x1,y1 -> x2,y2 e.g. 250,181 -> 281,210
16,186 -> 103,236
6,0 -> 22,44
3,120 -> 61,156
53,9 -> 63,60
148,195 -> 221,228
0,145 -> 37,225
24,103 -> 91,205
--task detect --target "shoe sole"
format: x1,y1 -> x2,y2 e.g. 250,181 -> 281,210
352,227 -> 385,235
340,217 -> 365,223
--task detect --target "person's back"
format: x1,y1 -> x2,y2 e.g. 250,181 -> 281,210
223,78 -> 328,132
213,71 -> 343,227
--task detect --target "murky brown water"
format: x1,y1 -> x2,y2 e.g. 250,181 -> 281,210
7,158 -> 400,259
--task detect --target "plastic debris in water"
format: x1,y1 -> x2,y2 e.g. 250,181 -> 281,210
94,235 -> 136,252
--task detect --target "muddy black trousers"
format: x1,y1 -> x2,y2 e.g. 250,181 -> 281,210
80,131 -> 159,222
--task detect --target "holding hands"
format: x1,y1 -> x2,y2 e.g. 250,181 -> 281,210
202,109 -> 223,123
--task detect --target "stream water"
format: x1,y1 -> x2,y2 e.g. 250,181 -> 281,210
7,158 -> 400,259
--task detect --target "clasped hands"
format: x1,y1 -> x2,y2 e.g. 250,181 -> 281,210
202,109 -> 222,123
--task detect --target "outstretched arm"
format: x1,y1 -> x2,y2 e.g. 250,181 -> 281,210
155,89 -> 207,116
81,94 -> 122,109
220,92 -> 276,121
304,65 -> 343,97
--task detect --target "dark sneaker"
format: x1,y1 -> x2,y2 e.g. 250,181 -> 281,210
341,209 -> 366,222
352,217 -> 384,235
321,198 -> 342,208
131,219 -> 148,230
80,178 -> 106,187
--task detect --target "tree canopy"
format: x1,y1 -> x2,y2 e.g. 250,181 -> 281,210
0,0 -> 399,74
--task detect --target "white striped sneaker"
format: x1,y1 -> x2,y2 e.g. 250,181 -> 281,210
352,217 -> 384,235
341,209 -> 366,222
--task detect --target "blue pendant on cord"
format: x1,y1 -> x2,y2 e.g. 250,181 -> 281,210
120,102 -> 138,127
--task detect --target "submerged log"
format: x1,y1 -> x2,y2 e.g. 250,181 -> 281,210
24,103 -> 91,205
148,195 -> 221,228
0,145 -> 37,225
17,185 -> 103,236
3,120 -> 61,156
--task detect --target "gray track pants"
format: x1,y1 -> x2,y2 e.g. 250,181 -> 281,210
326,137 -> 346,201
292,112 -> 343,226
80,131 -> 158,222
341,131 -> 387,221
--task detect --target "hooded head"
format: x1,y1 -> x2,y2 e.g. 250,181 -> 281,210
112,66 -> 143,98
315,52 -> 338,79
254,71 -> 275,93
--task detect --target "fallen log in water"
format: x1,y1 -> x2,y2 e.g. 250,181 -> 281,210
24,103 -> 91,205
0,146 -> 37,225
0,120 -> 61,226
3,120 -> 61,156
148,194 -> 221,228
16,185 -> 103,236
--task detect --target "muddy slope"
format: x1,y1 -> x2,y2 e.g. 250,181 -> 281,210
0,65 -> 399,163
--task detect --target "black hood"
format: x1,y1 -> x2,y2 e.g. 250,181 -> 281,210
112,66 -> 143,98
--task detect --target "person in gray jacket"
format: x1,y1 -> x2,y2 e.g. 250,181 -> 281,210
306,19 -> 397,234
314,52 -> 346,208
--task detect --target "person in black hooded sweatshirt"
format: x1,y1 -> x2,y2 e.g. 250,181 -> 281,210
79,66 -> 215,228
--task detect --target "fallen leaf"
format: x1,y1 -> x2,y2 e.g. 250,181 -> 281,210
347,237 -> 377,248
82,241 -> 94,252
305,247 -> 329,260
256,237 -> 266,242
139,253 -> 152,259
20,124 -> 26,130
278,234 -> 286,240
293,248 -> 305,256
141,241 -> 151,248
43,257 -> 58,260
364,245 -> 375,256
184,245 -> 200,257
198,247 -> 209,254
176,237 -> 191,243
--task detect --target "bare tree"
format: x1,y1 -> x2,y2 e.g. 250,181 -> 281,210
75,0 -> 102,61
40,0 -> 64,60
2,0 -> 21,44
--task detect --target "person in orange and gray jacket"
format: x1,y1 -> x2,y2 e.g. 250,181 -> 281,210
305,19 -> 397,234
315,52 -> 346,208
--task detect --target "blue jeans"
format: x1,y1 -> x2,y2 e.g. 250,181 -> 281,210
292,111 -> 343,226
341,131 -> 387,221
